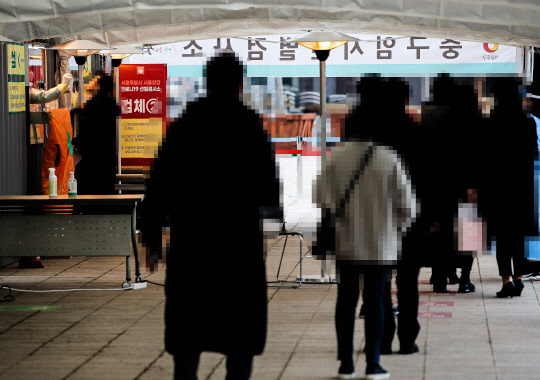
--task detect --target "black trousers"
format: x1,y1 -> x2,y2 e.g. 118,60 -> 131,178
362,280 -> 395,348
454,255 -> 474,283
396,261 -> 421,349
382,280 -> 396,348
336,265 -> 387,367
496,234 -> 527,277
174,352 -> 253,380
429,221 -> 455,286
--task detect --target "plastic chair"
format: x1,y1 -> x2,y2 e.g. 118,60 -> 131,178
267,222 -> 305,288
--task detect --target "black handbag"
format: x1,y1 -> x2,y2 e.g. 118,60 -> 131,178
312,144 -> 375,259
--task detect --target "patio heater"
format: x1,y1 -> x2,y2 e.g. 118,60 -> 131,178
290,31 -> 359,283
100,47 -> 144,181
100,46 -> 144,70
49,40 -> 111,110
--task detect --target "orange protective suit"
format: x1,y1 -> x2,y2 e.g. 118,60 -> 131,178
40,109 -> 75,195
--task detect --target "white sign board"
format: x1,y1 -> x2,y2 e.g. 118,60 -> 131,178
118,34 -> 518,77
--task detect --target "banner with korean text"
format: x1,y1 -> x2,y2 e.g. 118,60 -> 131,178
119,64 -> 167,165
123,34 -> 518,77
7,43 -> 26,112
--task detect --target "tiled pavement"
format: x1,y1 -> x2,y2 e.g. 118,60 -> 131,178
2,233 -> 540,380
1,157 -> 539,380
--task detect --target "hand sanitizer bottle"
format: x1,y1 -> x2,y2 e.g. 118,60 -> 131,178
68,172 -> 77,196
48,168 -> 57,197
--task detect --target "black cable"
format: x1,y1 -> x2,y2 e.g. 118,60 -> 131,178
0,285 -> 14,302
144,280 -> 165,287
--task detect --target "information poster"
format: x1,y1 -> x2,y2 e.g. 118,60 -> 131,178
7,43 -> 26,112
119,64 -> 167,165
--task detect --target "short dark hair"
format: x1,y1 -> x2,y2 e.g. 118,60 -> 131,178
204,52 -> 245,95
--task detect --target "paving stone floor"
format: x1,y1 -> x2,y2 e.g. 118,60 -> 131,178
1,234 -> 540,380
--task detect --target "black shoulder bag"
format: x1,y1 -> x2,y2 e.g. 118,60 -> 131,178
312,144 -> 375,259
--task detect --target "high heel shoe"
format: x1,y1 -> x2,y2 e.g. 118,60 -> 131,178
496,282 -> 515,298
513,280 -> 524,297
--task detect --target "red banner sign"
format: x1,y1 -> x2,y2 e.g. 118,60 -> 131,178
119,64 -> 167,166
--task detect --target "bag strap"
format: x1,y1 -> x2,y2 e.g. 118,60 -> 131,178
334,144 -> 375,219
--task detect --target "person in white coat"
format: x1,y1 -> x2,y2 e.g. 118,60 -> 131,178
29,73 -> 72,104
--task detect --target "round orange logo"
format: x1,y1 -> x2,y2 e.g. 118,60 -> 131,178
483,43 -> 499,53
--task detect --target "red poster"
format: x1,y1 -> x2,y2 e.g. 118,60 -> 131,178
119,64 -> 167,166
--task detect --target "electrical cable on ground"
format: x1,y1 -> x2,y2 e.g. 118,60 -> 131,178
0,282 -> 164,295
0,285 -> 14,302
7,287 -> 131,292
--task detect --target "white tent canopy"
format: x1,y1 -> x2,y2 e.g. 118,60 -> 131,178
0,1 -> 540,47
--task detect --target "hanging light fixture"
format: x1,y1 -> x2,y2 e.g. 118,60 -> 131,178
100,46 -> 144,67
49,39 -> 112,108
291,31 -> 358,61
50,39 -> 111,64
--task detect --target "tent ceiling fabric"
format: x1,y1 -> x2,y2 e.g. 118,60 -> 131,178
1,1 -> 540,47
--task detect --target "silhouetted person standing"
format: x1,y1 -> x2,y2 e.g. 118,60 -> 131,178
424,76 -> 481,293
140,53 -> 281,380
370,78 -> 429,356
74,73 -> 118,195
479,77 -> 538,298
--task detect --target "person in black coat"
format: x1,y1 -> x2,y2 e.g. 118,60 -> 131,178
378,78 -> 433,355
478,77 -> 538,298
426,76 -> 482,293
140,53 -> 281,380
74,73 -> 118,195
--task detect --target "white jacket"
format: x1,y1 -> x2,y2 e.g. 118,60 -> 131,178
314,140 -> 417,265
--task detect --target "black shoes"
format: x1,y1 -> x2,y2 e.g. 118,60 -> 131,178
430,272 -> 460,285
496,282 -> 515,298
434,275 -> 476,294
398,343 -> 419,355
338,360 -> 355,379
365,363 -> 390,380
496,280 -> 524,298
359,303 -> 366,318
391,303 -> 399,317
514,280 -> 524,296
458,282 -> 476,293
432,283 -> 449,293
